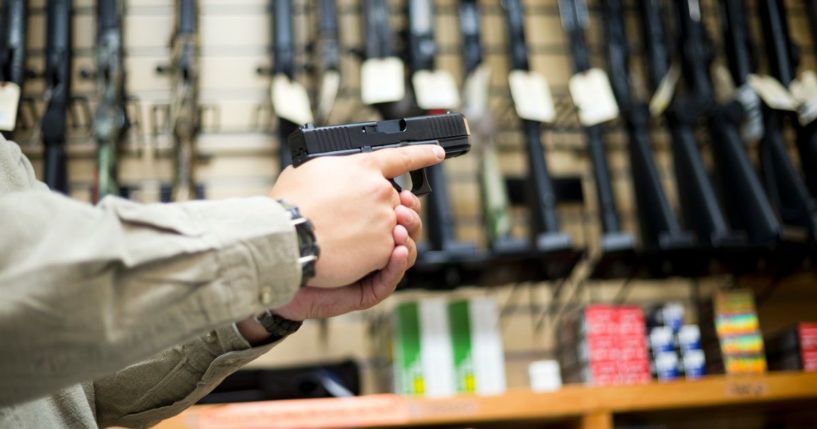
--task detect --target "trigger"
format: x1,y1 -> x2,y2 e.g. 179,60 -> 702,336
409,169 -> 432,196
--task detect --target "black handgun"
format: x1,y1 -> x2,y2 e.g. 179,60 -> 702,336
288,112 -> 471,195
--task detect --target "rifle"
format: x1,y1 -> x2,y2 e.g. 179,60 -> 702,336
314,0 -> 340,124
558,0 -> 634,276
41,0 -> 73,194
359,0 -> 414,119
405,0 -> 476,265
501,0 -> 582,277
0,0 -> 27,140
671,0 -> 781,245
462,0 -> 518,252
637,0 -> 743,248
160,0 -> 201,202
722,0 -> 817,241
272,0 -> 299,168
763,0 -> 817,207
600,0 -> 694,260
91,0 -> 129,202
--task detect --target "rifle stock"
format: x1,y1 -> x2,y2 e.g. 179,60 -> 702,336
601,0 -> 693,256
672,0 -> 781,245
41,0 -> 73,194
762,0 -> 817,209
406,0 -> 475,261
272,0 -> 299,168
92,0 -> 129,202
722,0 -> 817,241
638,0 -> 741,247
558,0 -> 634,257
167,0 -> 200,201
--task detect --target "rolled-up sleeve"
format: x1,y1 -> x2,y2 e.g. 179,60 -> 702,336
0,188 -> 302,407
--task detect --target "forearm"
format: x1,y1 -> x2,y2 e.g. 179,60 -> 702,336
0,192 -> 301,407
94,323 -> 284,428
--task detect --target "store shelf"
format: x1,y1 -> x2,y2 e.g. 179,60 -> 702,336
154,371 -> 817,429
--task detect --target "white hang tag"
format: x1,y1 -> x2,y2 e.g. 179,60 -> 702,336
568,68 -> 620,126
272,74 -> 314,125
789,70 -> 817,125
649,63 -> 681,117
712,64 -> 737,104
412,69 -> 461,110
508,70 -> 556,123
747,74 -> 798,112
360,57 -> 406,105
0,82 -> 21,132
317,70 -> 341,122
734,84 -> 764,143
462,64 -> 491,120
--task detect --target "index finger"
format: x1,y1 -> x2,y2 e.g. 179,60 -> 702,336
369,144 -> 445,178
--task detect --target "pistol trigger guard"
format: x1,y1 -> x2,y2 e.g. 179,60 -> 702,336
389,178 -> 403,193
409,169 -> 432,196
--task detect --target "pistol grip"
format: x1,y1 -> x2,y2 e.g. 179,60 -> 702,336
409,168 -> 432,196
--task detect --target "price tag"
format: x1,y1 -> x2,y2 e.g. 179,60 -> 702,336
747,74 -> 798,112
569,68 -> 620,126
649,63 -> 681,117
462,64 -> 491,120
317,70 -> 340,122
412,69 -> 460,110
272,74 -> 314,125
508,70 -> 555,123
361,57 -> 406,105
789,70 -> 817,125
712,64 -> 737,104
0,82 -> 21,132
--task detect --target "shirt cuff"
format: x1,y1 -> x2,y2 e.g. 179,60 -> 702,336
185,197 -> 303,313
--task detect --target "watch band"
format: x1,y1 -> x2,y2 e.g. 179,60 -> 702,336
276,199 -> 319,287
255,310 -> 303,340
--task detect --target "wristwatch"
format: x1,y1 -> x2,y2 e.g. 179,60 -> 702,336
276,199 -> 319,287
255,310 -> 303,340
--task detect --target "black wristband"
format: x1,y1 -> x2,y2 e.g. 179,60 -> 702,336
255,310 -> 303,340
277,199 -> 319,287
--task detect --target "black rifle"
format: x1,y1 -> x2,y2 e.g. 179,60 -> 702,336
314,0 -> 340,123
463,0 -> 517,252
763,0 -> 817,206
722,0 -> 817,241
41,0 -> 73,194
161,0 -> 201,201
0,0 -> 27,139
600,0 -> 694,264
92,0 -> 129,202
405,0 -> 476,265
671,0 -> 781,246
558,0 -> 634,277
501,0 -> 581,280
360,0 -> 414,119
272,0 -> 299,168
638,0 -> 743,249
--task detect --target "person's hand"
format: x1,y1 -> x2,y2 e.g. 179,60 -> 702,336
272,190 -> 423,321
235,190 -> 424,344
269,145 -> 443,288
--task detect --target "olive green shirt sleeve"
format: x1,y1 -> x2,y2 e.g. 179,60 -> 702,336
0,138 -> 302,410
93,324 -> 283,429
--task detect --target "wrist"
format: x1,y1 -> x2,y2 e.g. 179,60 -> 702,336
236,318 -> 272,346
276,199 -> 320,288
